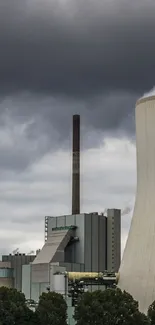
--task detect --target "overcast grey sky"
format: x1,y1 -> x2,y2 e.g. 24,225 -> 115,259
0,0 -> 154,255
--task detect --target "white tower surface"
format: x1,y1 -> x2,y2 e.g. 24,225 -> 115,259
119,95 -> 155,314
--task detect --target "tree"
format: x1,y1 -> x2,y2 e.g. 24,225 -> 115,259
148,300 -> 155,324
36,291 -> 67,325
0,287 -> 36,325
74,288 -> 150,325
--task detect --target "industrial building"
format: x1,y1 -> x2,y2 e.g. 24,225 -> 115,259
21,209 -> 120,301
0,113 -> 121,325
119,95 -> 155,313
0,253 -> 36,290
44,210 -> 121,272
20,115 -> 121,304
0,261 -> 13,288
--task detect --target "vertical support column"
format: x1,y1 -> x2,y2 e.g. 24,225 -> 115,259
107,209 -> 121,272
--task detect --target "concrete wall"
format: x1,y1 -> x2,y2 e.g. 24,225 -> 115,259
0,278 -> 13,288
60,262 -> 84,272
46,213 -> 107,271
0,261 -> 11,268
0,262 -> 13,289
22,265 -> 31,299
99,214 -> 107,271
107,209 -> 121,272
31,263 -> 49,283
74,214 -> 85,264
84,213 -> 107,273
2,254 -> 36,291
45,214 -> 85,265
50,265 -> 66,294
22,264 -> 67,302
84,213 -> 107,291
30,282 -> 49,302
45,212 -> 120,276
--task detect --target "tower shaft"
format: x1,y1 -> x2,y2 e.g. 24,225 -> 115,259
72,115 -> 80,215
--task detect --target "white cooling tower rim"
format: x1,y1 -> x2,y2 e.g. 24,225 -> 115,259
136,95 -> 155,106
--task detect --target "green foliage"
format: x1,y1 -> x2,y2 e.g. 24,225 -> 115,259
0,287 -> 26,306
74,288 -> 150,325
0,285 -> 151,325
148,300 -> 155,324
0,286 -> 36,325
0,287 -> 67,325
36,291 -> 67,325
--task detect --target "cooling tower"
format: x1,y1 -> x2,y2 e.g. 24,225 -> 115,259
72,114 -> 80,215
119,95 -> 155,313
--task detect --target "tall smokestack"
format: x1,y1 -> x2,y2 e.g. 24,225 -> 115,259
72,114 -> 80,215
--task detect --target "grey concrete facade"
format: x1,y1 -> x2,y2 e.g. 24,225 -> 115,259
21,210 -> 121,302
45,213 -> 107,271
22,263 -> 67,301
45,214 -> 85,265
20,211 -> 121,310
107,209 -> 121,272
84,213 -> 107,272
45,210 -> 120,273
0,261 -> 13,288
2,254 -> 36,291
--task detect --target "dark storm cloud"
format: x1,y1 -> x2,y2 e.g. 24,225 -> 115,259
0,91 -> 136,161
0,0 -> 155,96
0,0 -> 153,173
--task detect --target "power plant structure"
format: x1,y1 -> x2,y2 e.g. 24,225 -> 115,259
21,114 -> 121,307
0,113 -> 121,323
119,95 -> 155,313
3,92 -> 155,316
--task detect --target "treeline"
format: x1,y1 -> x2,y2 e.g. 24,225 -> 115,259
0,286 -> 155,325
